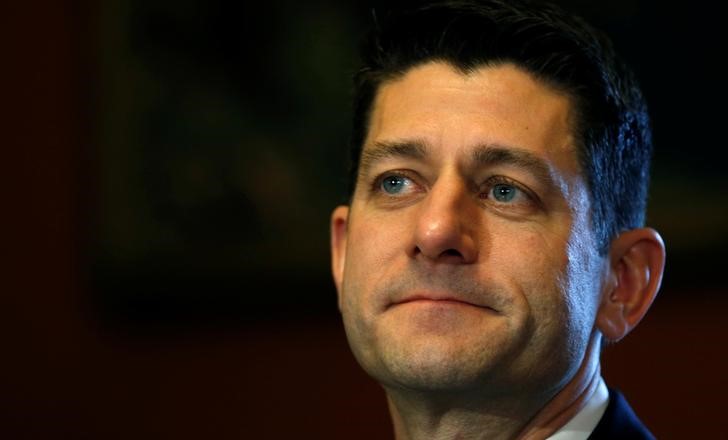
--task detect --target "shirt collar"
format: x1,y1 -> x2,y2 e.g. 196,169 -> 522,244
546,376 -> 610,440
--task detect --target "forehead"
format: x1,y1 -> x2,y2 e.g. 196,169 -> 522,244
365,62 -> 580,174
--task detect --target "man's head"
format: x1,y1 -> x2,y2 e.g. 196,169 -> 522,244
349,0 -> 653,254
330,0 -> 664,412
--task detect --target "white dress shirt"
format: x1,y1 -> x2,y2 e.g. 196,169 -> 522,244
546,376 -> 610,440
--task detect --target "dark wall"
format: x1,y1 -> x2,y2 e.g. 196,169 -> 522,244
3,1 -> 726,438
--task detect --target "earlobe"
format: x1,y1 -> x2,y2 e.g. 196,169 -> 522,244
330,205 -> 350,309
597,228 -> 666,342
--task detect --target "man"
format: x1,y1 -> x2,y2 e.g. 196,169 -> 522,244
330,1 -> 666,439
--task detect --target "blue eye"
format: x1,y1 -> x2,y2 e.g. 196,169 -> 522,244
381,175 -> 410,194
492,183 -> 517,202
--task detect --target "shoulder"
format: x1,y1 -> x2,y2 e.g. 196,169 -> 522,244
588,388 -> 655,440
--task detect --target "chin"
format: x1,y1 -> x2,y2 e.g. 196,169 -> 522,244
367,343 -> 507,393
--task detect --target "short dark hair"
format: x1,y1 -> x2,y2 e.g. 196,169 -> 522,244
348,0 -> 652,253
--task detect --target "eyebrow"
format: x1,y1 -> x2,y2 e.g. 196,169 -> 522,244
359,140 -> 429,177
359,139 -> 557,186
471,143 -> 556,187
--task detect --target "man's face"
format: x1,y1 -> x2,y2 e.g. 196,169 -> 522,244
331,62 -> 608,397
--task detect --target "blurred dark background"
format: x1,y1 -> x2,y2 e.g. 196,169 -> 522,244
3,0 -> 726,438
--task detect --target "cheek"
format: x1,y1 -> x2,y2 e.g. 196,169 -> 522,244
501,227 -> 600,372
561,231 -> 604,327
490,223 -> 569,288
351,220 -> 398,263
341,213 -> 410,312
490,223 -> 574,325
518,223 -> 602,357
347,216 -> 405,283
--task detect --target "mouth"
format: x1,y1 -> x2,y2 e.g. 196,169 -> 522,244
389,294 -> 497,312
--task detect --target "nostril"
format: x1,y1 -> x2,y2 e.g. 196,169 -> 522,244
411,244 -> 474,263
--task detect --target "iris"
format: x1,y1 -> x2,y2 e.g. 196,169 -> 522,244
492,184 -> 516,202
382,175 -> 409,194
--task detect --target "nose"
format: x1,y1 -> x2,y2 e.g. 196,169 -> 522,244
409,175 -> 479,264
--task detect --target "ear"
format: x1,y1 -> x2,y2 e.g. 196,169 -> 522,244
596,227 -> 666,343
330,205 -> 350,310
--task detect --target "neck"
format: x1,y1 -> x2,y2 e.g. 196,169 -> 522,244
385,339 -> 603,440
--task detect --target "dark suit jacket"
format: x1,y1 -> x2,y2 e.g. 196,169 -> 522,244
588,388 -> 655,439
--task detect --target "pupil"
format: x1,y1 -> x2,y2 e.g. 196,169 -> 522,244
384,176 -> 404,193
